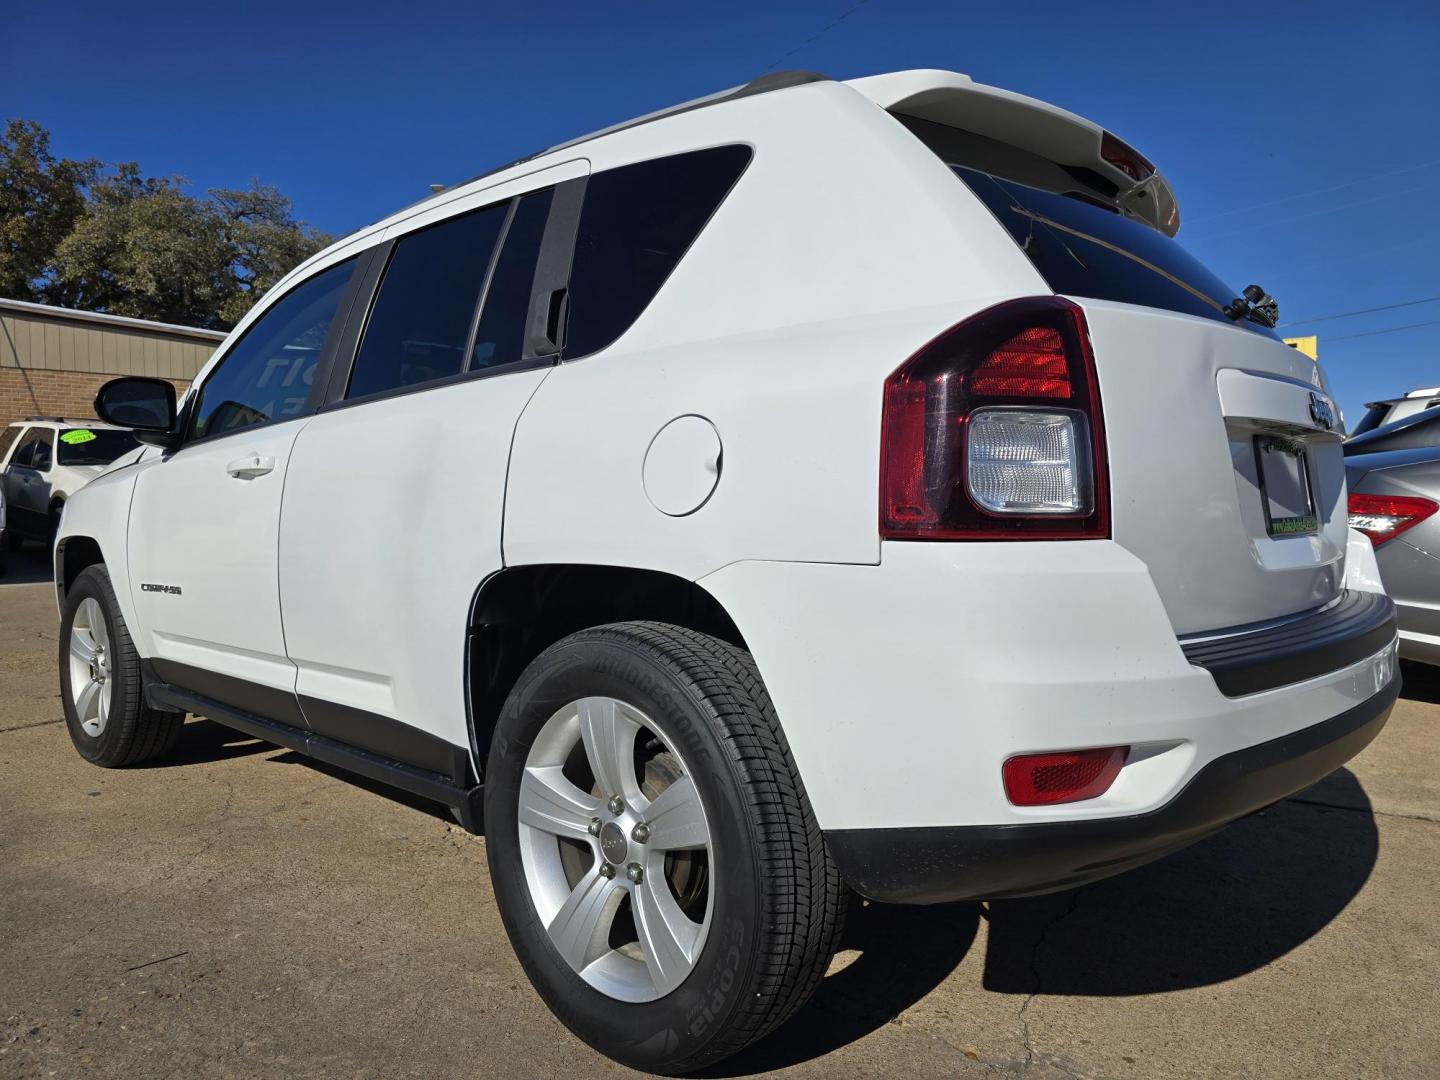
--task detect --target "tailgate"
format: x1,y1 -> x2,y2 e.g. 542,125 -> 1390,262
1080,299 -> 1346,635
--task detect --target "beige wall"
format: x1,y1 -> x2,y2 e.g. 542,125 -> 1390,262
0,303 -> 221,426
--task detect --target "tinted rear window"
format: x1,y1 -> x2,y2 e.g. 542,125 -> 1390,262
565,145 -> 752,359
954,167 -> 1277,338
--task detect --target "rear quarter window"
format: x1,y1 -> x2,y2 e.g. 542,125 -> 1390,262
564,145 -> 752,359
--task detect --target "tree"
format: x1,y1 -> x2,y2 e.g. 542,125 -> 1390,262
0,120 -> 98,302
210,183 -> 332,328
1,119 -> 334,329
51,164 -> 234,325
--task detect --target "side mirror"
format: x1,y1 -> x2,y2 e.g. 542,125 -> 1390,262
94,377 -> 180,450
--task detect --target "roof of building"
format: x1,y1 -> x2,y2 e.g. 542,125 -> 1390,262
0,297 -> 227,344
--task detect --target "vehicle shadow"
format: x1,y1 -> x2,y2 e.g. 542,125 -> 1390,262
0,545 -> 55,586
1399,659 -> 1440,704
137,717 -> 273,768
267,750 -> 457,824
981,767 -> 1377,995
701,898 -> 983,1076
716,768 -> 1377,1073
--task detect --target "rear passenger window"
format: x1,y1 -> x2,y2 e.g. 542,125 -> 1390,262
564,145 -> 752,359
348,204 -> 508,399
471,190 -> 553,371
192,259 -> 356,440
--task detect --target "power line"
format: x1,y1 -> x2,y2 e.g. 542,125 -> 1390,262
1185,157 -> 1440,226
1280,295 -> 1440,328
763,0 -> 873,73
1324,318 -> 1440,343
1188,179 -> 1440,239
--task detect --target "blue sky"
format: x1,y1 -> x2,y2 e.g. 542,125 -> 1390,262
6,1 -> 1438,423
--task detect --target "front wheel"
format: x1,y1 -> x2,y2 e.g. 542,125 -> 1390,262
484,622 -> 846,1075
60,565 -> 183,766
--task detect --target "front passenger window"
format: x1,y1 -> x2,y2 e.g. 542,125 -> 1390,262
191,259 -> 357,441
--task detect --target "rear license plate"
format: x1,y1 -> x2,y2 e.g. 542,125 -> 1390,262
1255,435 -> 1318,536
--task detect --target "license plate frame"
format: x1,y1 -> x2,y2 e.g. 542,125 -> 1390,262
1254,434 -> 1319,537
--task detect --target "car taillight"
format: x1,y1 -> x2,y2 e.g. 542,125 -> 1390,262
1100,132 -> 1155,182
880,297 -> 1109,540
1003,747 -> 1128,806
1348,493 -> 1439,547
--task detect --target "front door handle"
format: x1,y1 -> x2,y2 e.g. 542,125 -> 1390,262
226,454 -> 276,480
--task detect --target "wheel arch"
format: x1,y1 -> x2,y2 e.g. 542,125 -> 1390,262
55,534 -> 106,604
464,563 -> 747,777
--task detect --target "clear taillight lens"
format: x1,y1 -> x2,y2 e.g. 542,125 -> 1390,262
880,297 -> 1108,540
966,409 -> 1092,515
1348,493 -> 1439,547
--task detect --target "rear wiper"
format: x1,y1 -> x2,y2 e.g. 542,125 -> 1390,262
1223,284 -> 1279,328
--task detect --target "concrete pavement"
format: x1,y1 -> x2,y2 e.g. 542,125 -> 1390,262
3,557 -> 1437,1078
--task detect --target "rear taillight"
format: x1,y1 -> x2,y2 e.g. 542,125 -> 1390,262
1100,132 -> 1156,182
880,297 -> 1109,540
1003,747 -> 1128,806
1348,493 -> 1439,547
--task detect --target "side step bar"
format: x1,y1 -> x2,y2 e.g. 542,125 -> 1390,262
145,682 -> 485,834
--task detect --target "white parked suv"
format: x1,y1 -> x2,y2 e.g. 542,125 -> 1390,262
56,70 -> 1398,1074
1,417 -> 139,551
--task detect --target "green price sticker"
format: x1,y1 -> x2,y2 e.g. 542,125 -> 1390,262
60,429 -> 97,445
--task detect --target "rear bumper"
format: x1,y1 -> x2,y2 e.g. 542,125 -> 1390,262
825,677 -> 1397,903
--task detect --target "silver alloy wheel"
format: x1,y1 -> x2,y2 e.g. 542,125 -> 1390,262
518,696 -> 714,1003
68,597 -> 113,737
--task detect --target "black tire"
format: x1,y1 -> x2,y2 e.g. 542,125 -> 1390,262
485,621 -> 846,1075
59,565 -> 184,767
5,527 -> 21,552
0,534 -> 8,576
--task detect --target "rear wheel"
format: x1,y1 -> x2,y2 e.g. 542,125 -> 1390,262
485,621 -> 845,1074
60,565 -> 183,766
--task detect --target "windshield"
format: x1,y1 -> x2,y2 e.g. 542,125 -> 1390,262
953,166 -> 1278,338
56,428 -> 140,466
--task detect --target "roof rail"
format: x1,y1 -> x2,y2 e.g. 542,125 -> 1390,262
413,70 -> 829,207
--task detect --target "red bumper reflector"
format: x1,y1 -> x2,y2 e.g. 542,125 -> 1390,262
1003,746 -> 1128,806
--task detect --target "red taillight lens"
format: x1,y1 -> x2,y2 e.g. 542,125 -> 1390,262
1003,747 -> 1128,806
1100,131 -> 1155,182
970,326 -> 1072,398
879,297 -> 1109,540
1348,493 -> 1439,547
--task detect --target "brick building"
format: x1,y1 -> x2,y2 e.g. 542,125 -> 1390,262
0,298 -> 224,427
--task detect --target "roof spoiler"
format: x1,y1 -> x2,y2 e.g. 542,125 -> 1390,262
846,70 -> 1180,237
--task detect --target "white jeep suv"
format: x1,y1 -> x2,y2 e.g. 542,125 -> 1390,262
56,70 -> 1398,1074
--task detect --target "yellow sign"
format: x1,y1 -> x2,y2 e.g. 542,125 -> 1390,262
1284,335 -> 1318,361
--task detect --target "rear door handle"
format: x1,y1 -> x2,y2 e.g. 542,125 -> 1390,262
226,454 -> 276,480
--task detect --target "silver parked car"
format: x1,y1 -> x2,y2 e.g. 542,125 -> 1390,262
1347,440 -> 1440,664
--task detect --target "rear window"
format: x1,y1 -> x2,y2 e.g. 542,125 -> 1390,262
57,428 -> 139,466
564,145 -> 752,359
953,166 -> 1278,338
